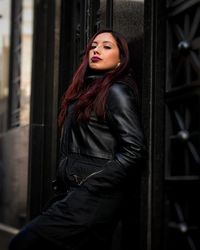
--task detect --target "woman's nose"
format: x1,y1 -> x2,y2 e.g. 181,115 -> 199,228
94,46 -> 101,54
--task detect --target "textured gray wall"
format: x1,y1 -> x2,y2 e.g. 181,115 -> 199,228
0,126 -> 29,229
113,0 -> 144,85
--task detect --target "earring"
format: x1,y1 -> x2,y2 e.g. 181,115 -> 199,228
116,62 -> 121,68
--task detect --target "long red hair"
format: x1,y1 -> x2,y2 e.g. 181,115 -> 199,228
58,29 -> 131,126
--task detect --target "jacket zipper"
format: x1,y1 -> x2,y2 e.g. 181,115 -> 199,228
79,169 -> 104,185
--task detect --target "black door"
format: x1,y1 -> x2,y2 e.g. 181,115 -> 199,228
143,1 -> 200,249
59,1 -> 144,250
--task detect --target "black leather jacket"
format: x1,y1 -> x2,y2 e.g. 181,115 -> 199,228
57,80 -> 146,194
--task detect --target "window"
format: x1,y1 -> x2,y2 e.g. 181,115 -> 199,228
0,0 -> 11,132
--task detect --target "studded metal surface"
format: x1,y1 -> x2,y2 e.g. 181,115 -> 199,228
165,1 -> 200,249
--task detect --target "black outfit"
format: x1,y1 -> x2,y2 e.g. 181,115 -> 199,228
9,75 -> 146,250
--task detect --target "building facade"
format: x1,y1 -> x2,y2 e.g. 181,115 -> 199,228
0,0 -> 199,249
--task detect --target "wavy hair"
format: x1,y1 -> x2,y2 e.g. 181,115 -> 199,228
58,29 -> 131,126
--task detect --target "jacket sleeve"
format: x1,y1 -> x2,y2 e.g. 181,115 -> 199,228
82,83 -> 146,193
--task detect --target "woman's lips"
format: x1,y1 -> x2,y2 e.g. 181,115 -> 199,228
91,56 -> 102,62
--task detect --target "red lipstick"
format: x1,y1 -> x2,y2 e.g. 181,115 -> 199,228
91,56 -> 102,62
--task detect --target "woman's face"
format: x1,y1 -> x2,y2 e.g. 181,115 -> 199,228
88,32 -> 120,72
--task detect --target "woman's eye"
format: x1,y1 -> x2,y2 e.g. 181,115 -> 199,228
104,46 -> 111,49
91,45 -> 96,49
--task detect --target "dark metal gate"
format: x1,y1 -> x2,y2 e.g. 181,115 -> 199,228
164,1 -> 200,249
143,0 -> 200,249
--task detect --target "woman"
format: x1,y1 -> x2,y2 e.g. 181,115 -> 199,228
9,29 -> 146,250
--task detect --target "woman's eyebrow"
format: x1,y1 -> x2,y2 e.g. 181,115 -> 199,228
103,41 -> 114,45
92,41 -> 114,45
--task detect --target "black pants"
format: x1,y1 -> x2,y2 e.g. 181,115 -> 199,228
9,228 -> 63,250
9,186 -> 123,250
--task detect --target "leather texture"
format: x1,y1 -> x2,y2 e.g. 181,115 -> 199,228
58,80 -> 146,194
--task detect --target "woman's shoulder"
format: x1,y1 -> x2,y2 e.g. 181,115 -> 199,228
109,81 -> 132,92
107,84 -> 137,110
108,77 -> 138,99
108,82 -> 132,101
107,74 -> 140,110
